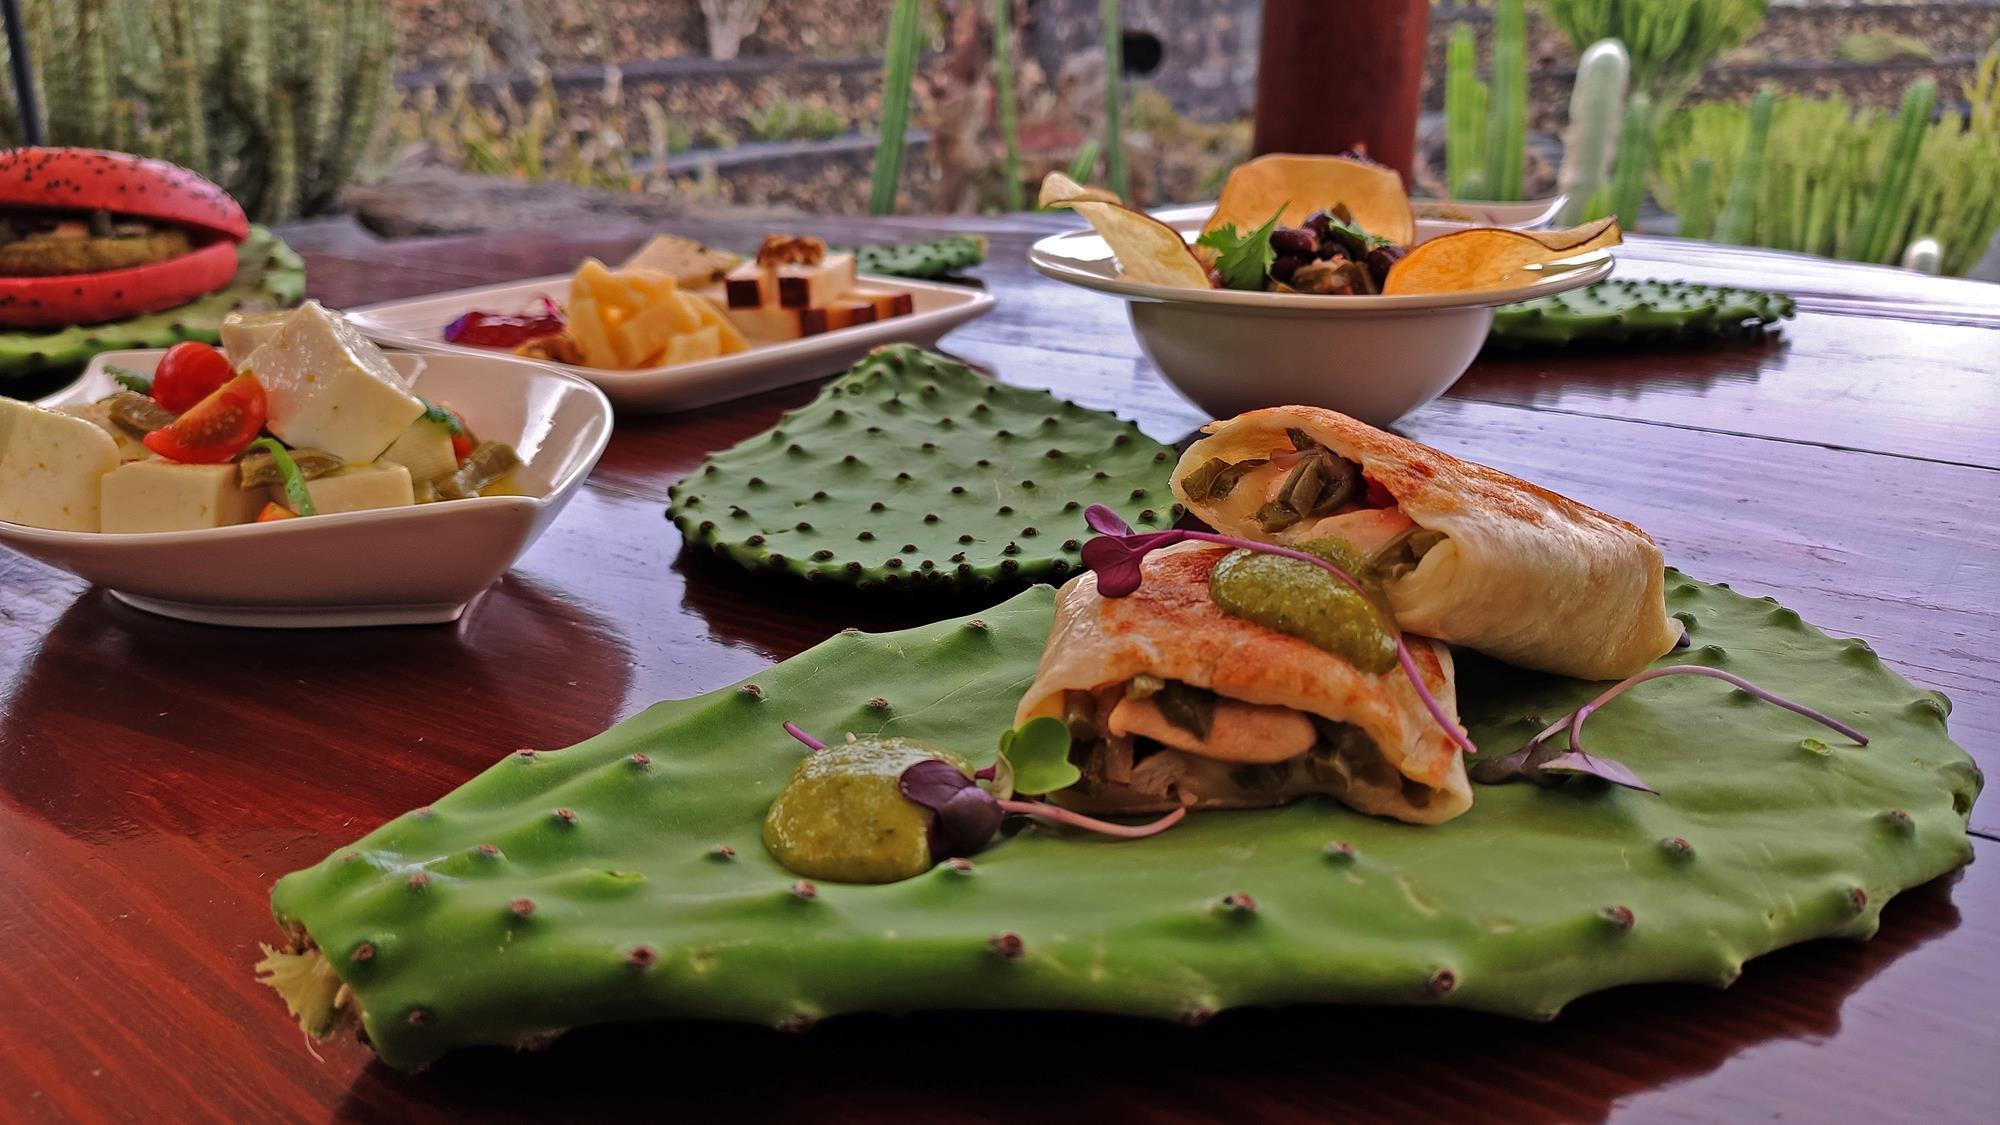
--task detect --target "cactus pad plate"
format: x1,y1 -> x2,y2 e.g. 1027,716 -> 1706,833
667,345 -> 1179,590
0,225 -> 306,389
842,235 -> 987,279
1488,279 -> 1795,348
268,570 -> 1978,1070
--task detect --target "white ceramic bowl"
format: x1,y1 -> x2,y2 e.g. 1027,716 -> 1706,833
0,349 -> 613,627
1028,216 -> 1614,425
345,273 -> 996,413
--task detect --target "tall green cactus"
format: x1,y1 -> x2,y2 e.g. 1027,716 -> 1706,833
1544,1 -> 1767,105
1483,0 -> 1528,201
1850,78 -> 1937,264
0,0 -> 395,222
1445,24 -> 1489,200
868,0 -> 920,215
1608,93 -> 1653,229
1101,0 -> 1129,199
1715,87 -> 1773,245
1676,156 -> 1716,239
993,0 -> 1024,212
1556,39 -> 1630,223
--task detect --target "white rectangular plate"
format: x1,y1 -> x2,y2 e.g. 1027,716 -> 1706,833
343,272 -> 996,412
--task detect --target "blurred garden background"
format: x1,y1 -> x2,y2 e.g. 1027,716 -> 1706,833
7,1 -> 1997,277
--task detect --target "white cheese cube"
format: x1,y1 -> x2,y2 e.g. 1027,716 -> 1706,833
281,463 -> 415,516
54,399 -> 151,461
377,418 -> 458,486
218,309 -> 293,366
100,460 -> 265,533
0,399 -> 122,531
241,301 -> 424,463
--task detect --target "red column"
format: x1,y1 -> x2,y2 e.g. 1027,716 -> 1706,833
1252,0 -> 1430,187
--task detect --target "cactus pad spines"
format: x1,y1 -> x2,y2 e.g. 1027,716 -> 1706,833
0,226 -> 306,385
843,235 -> 988,279
667,344 -> 1178,591
264,572 -> 1976,1070
1488,279 -> 1795,349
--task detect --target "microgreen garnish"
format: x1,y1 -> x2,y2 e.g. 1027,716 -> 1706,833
1471,664 -> 1868,795
419,399 -> 467,436
1196,205 -> 1285,290
982,715 -> 1080,799
898,759 -> 1004,860
107,365 -> 153,394
1078,504 -> 1477,755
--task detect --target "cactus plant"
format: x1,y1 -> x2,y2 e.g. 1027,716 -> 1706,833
1556,40 -> 1630,225
1676,156 -> 1716,239
993,0 -> 1024,212
1487,278 -> 1793,349
0,226 -> 304,385
1715,87 -> 1774,246
1483,0 -> 1528,202
868,0 -> 922,215
1543,1 -> 1767,105
1100,0 -> 1130,200
1444,24 -> 1489,201
257,571 -> 1978,1070
1850,78 -> 1936,265
840,235 -> 988,280
0,0 -> 397,222
666,345 -> 1178,592
1608,93 -> 1654,230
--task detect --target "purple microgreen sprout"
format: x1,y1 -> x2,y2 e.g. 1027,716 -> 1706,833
1475,665 -> 1869,795
782,721 -> 827,751
996,800 -> 1187,838
1080,504 -> 1476,755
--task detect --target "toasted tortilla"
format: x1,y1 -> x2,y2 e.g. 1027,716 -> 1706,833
1015,543 -> 1471,825
1171,406 -> 1681,680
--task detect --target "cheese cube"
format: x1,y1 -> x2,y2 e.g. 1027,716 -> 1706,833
100,460 -> 265,533
54,399 -> 151,461
776,252 -> 856,309
722,304 -> 829,343
824,298 -> 878,331
722,262 -> 775,309
850,286 -> 915,320
0,399 -> 122,531
240,301 -> 425,462
219,309 -> 293,365
281,463 -> 416,516
378,418 -> 458,486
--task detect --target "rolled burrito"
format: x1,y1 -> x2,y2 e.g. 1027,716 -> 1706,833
1014,542 -> 1473,826
1170,406 -> 1680,680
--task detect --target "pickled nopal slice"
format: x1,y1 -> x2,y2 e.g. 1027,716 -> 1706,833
261,577 -> 1978,1071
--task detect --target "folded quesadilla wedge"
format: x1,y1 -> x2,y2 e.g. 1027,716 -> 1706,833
1171,406 -> 1681,680
1014,542 -> 1473,826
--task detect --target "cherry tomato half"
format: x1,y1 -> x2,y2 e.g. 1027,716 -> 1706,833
432,402 -> 474,461
143,373 -> 269,464
150,341 -> 237,413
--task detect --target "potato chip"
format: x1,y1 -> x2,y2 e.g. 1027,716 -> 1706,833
1063,201 -> 1212,288
1205,154 -> 1416,246
1382,227 -> 1615,296
1037,172 -> 1124,209
1521,217 -> 1623,254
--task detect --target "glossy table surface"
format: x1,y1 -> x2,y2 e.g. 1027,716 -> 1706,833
2,212 -> 1995,1123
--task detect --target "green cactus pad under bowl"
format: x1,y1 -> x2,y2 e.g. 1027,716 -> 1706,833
667,344 -> 1179,590
1488,279 -> 1795,349
0,226 -> 305,392
264,571 -> 1978,1070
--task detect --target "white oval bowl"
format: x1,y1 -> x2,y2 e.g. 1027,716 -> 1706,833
1028,216 -> 1615,425
1,349 -> 613,627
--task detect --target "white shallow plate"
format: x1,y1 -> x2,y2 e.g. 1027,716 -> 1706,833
344,273 -> 997,412
0,349 -> 612,628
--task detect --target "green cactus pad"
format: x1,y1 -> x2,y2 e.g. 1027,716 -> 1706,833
1488,279 -> 1795,348
265,570 -> 1977,1070
841,235 -> 986,279
666,344 -> 1178,590
0,226 -> 305,388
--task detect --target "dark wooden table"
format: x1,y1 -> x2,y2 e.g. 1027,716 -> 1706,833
2,212 -> 1996,1123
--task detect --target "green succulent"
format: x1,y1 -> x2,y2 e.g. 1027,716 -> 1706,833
1489,279 -> 1794,348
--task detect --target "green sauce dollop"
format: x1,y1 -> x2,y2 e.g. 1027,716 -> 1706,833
762,738 -> 972,884
1208,537 -> 1397,674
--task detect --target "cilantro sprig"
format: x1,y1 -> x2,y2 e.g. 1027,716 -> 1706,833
1195,205 -> 1286,290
